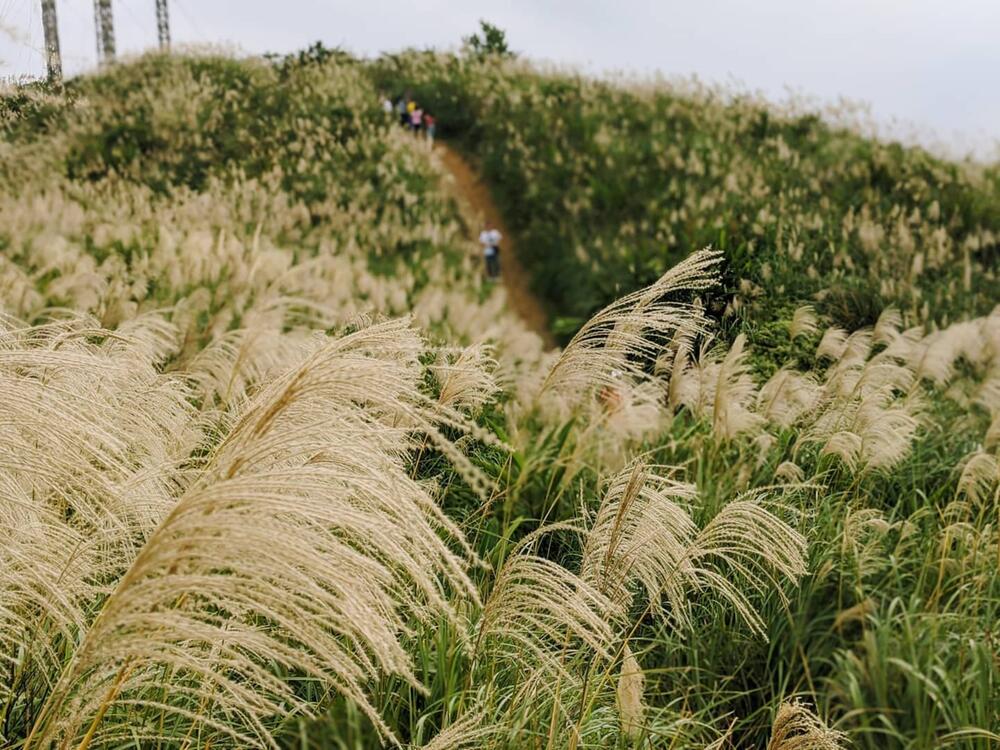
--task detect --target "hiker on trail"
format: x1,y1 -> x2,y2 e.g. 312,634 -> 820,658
479,224 -> 502,280
381,95 -> 393,115
424,113 -> 437,143
396,96 -> 409,127
410,105 -> 423,132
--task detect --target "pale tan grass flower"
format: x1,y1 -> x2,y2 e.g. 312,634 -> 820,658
957,450 -> 999,506
27,319 -> 483,748
789,305 -> 818,339
581,462 -> 807,637
816,327 -> 848,361
767,700 -> 846,750
615,641 -> 646,742
538,249 -> 722,415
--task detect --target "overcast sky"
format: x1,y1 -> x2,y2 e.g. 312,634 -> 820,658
2,0 -> 998,160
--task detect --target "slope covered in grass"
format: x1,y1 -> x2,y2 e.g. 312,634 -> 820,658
374,48 -> 1000,750
0,45 -> 996,750
374,51 -> 999,337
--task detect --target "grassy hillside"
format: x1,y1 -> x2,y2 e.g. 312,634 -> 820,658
0,45 -> 996,750
372,49 -> 999,749
373,51 -> 999,337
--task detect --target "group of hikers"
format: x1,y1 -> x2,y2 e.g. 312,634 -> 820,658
382,92 -> 437,142
382,92 -> 501,281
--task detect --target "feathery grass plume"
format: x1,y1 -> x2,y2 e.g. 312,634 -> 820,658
903,314 -> 996,388
711,333 -> 765,440
672,334 -> 764,441
876,325 -> 923,369
850,356 -> 916,400
0,314 -> 197,535
840,508 -> 893,580
789,305 -> 819,339
873,306 -> 903,347
115,310 -> 184,365
985,413 -> 1000,450
0,315 -> 199,739
908,328 -> 962,386
753,432 -> 778,469
976,370 -> 1000,416
581,461 -> 698,621
775,461 -> 805,484
687,494 -> 808,636
581,462 -> 807,636
766,700 -> 846,750
476,524 -> 617,685
800,339 -> 922,473
417,709 -> 496,750
666,329 -> 697,412
808,391 -> 920,474
212,315 -> 501,502
758,368 -> 821,428
819,431 -> 865,472
431,343 -> 500,411
0,496 -> 97,717
184,326 -> 318,408
583,378 -> 672,471
25,320 -> 482,748
839,329 -> 873,369
537,249 -> 722,415
957,450 -> 999,506
615,641 -> 646,742
853,397 -> 921,470
816,327 -> 848,362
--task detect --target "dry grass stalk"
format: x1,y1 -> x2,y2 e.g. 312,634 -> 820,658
711,334 -> 765,441
767,700 -> 847,750
957,450 -> 999,506
23,319 -> 484,748
790,305 -> 818,339
615,641 -> 646,742
538,249 -> 722,414
582,461 -> 807,636
418,709 -> 496,750
432,343 -> 500,411
477,524 -> 616,685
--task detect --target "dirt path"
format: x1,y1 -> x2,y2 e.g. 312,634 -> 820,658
434,143 -> 556,349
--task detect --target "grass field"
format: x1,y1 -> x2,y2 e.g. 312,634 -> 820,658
0,42 -> 996,749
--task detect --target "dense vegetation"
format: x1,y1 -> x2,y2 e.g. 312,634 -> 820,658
373,50 -> 1000,337
0,40 -> 996,750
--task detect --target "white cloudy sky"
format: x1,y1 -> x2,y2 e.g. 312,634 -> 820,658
2,0 -> 998,159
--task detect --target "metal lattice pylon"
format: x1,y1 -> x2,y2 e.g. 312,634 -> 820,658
156,0 -> 170,50
41,0 -> 62,82
94,0 -> 116,64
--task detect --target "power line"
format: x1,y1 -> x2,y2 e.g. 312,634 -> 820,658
171,0 -> 204,43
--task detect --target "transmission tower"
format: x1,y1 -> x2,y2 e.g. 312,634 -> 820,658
155,0 -> 170,50
94,0 -> 116,65
40,0 -> 62,82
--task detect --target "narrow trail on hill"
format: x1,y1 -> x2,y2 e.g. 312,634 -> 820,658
434,143 -> 556,350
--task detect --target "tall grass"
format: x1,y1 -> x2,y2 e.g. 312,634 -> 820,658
1,48 -> 996,748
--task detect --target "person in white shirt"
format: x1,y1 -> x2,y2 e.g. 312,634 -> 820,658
478,225 -> 502,279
